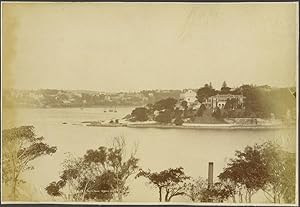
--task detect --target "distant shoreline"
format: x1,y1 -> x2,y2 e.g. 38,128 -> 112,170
84,122 -> 295,130
126,124 -> 295,130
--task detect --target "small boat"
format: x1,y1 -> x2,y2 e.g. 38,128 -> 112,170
108,109 -> 114,112
104,109 -> 107,112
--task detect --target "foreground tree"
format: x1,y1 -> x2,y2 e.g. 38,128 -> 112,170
136,167 -> 190,202
218,141 -> 296,203
218,143 -> 268,203
46,137 -> 139,202
260,142 -> 296,203
281,152 -> 296,203
207,181 -> 237,202
183,177 -> 207,202
184,177 -> 236,203
2,126 -> 57,200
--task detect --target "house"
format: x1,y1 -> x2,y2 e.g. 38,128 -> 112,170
204,94 -> 245,109
180,89 -> 197,105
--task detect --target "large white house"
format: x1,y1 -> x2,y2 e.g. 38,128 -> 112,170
204,94 -> 245,109
180,89 -> 197,105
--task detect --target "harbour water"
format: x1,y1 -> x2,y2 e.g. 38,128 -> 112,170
3,107 -> 296,203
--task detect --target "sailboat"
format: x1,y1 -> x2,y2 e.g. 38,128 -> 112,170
114,106 -> 117,113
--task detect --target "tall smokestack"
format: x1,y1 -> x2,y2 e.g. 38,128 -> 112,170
208,162 -> 213,189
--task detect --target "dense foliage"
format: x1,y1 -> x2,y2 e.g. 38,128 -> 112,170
2,126 -> 57,200
196,84 -> 217,103
218,141 -> 296,203
131,107 -> 149,121
45,137 -> 139,201
136,167 -> 190,202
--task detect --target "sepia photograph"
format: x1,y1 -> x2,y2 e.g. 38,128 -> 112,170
1,1 -> 298,205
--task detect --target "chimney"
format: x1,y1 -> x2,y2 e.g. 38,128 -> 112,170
208,162 -> 213,189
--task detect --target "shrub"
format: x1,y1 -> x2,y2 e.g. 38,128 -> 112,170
174,117 -> 184,126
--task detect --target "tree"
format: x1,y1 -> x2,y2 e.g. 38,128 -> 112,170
196,104 -> 206,117
46,137 -> 139,202
174,116 -> 184,126
222,81 -> 227,88
2,126 -> 57,200
184,177 -> 207,202
212,107 -> 222,120
155,109 -> 174,124
260,142 -> 296,203
201,181 -> 236,202
218,143 -> 268,203
153,98 -> 177,111
241,85 -> 272,118
181,100 -> 188,110
45,154 -> 93,201
131,107 -> 149,121
196,85 -> 216,103
184,177 -> 236,203
281,152 -> 296,203
174,107 -> 183,117
218,141 -> 296,204
220,83 -> 231,94
136,167 -> 190,202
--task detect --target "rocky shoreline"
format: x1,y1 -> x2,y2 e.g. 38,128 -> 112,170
82,121 -> 294,130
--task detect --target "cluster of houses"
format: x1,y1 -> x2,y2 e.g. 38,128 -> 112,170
179,89 -> 245,110
6,89 -> 151,107
7,88 -> 246,111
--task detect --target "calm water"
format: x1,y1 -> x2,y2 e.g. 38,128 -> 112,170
3,108 -> 297,203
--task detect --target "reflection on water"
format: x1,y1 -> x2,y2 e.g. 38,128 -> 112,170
2,108 -> 297,203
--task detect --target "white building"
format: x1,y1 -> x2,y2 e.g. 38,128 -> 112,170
180,90 -> 197,105
205,94 -> 245,109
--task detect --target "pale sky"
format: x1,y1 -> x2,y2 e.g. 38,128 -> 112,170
2,2 -> 298,92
